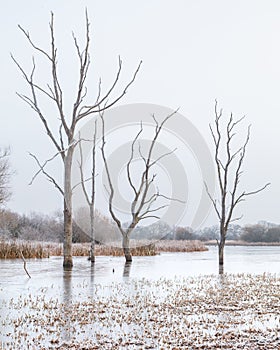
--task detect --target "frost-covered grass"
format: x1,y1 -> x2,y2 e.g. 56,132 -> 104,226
1,273 -> 279,349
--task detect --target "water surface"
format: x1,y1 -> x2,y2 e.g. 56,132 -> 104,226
0,246 -> 279,299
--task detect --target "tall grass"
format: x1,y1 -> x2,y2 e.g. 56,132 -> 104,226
0,239 -> 207,259
0,240 -> 46,259
155,240 -> 208,252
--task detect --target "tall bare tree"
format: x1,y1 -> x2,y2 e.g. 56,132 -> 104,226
101,110 -> 178,262
77,123 -> 97,263
12,12 -> 141,268
0,148 -> 12,206
206,101 -> 270,269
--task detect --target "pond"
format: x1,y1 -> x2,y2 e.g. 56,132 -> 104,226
0,246 -> 279,299
0,246 -> 279,349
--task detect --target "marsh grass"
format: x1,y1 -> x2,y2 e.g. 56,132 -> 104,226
155,240 -> 208,252
0,239 -> 207,259
0,240 -> 46,259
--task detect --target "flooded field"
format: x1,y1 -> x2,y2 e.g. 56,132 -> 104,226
0,246 -> 280,349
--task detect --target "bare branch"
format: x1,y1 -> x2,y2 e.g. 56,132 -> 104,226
29,153 -> 64,195
17,25 -> 52,61
204,181 -> 221,220
157,193 -> 185,204
150,147 -> 177,168
77,59 -> 143,120
77,133 -> 91,206
72,176 -> 94,192
11,55 -> 64,156
71,13 -> 91,128
127,122 -> 143,196
20,250 -> 31,278
100,108 -> 122,231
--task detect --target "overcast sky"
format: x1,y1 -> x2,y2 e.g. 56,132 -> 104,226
1,1 -> 279,228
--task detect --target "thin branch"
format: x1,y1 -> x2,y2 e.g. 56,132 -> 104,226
72,176 -> 94,192
28,139 -> 81,186
28,151 -> 62,186
78,134 -> 91,206
127,122 -> 143,196
77,59 -> 143,120
205,181 -> 221,220
29,153 -> 64,195
11,54 -> 63,156
100,108 -> 122,230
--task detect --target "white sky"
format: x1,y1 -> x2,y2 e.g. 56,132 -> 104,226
0,1 -> 279,228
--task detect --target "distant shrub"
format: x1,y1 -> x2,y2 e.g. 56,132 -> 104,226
240,224 -> 280,242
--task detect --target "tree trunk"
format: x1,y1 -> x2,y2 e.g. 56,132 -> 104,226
63,147 -> 74,268
89,205 -> 95,263
218,241 -> 224,265
123,261 -> 132,277
218,228 -> 226,266
63,201 -> 73,268
122,233 -> 132,262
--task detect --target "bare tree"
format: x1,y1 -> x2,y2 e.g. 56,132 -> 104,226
12,12 -> 141,268
206,101 -> 270,268
101,110 -> 179,262
77,124 -> 97,263
0,148 -> 12,206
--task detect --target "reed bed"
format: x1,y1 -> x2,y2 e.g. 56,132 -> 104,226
155,239 -> 208,252
0,239 -> 207,259
0,240 -> 46,259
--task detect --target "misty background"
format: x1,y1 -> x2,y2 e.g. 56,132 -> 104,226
0,1 -> 279,229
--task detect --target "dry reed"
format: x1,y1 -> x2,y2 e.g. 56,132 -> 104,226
0,239 -> 207,259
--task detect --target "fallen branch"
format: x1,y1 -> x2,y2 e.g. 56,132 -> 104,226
20,250 -> 31,278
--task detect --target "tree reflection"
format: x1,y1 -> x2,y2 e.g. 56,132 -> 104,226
61,268 -> 72,343
90,263 -> 96,297
219,264 -> 224,275
123,261 -> 132,278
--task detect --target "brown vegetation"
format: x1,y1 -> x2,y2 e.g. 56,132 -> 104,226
155,239 -> 208,252
0,239 -> 207,259
3,274 -> 280,349
0,240 -> 46,259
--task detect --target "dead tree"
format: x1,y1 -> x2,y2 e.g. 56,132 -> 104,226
0,147 -> 12,206
206,101 -> 270,268
77,123 -> 97,263
12,12 -> 141,268
101,110 -> 178,262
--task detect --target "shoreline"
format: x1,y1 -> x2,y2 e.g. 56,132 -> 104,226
205,240 -> 280,246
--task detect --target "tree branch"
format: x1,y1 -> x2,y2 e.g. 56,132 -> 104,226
29,153 -> 64,195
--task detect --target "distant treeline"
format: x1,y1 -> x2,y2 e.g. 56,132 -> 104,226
0,208 -> 280,243
0,209 -> 119,243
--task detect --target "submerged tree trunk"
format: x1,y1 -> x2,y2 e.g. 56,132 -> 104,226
63,148 -> 74,269
218,240 -> 225,266
122,233 -> 132,262
89,205 -> 95,263
218,227 -> 226,267
63,201 -> 73,268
